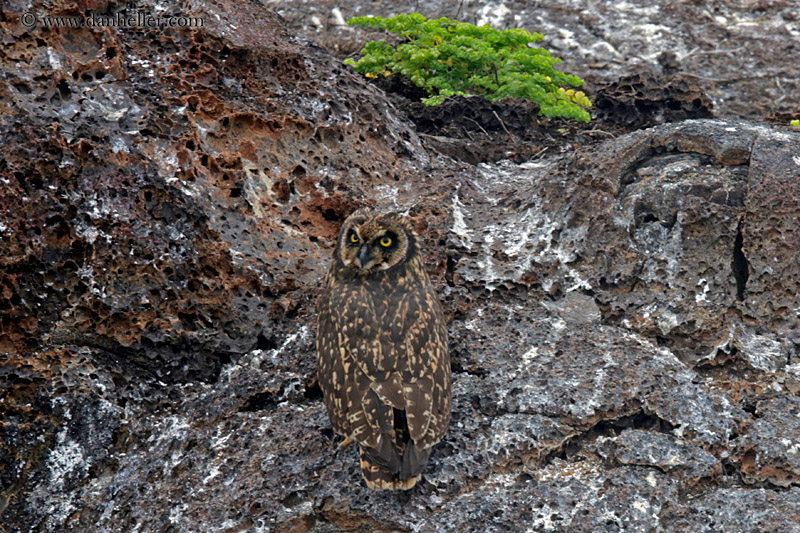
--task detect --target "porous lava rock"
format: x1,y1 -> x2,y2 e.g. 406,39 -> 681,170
1,1 -> 799,532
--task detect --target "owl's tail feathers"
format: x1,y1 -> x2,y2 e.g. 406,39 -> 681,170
359,454 -> 419,490
358,441 -> 431,491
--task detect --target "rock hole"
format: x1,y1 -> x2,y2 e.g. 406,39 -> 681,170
281,491 -> 305,508
239,390 -> 278,412
14,82 -> 31,94
57,79 -> 71,99
732,218 -> 749,301
256,334 -> 277,351
304,380 -> 323,401
742,402 -> 758,417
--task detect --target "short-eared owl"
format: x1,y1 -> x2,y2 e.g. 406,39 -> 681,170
316,209 -> 451,490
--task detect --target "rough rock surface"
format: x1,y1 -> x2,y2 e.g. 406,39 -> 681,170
1,1 -> 799,532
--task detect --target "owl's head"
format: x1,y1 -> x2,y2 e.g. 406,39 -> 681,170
334,209 -> 419,275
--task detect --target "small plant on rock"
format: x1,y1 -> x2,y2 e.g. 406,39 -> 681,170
345,13 -> 592,122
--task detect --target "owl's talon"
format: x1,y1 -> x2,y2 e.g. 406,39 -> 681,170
339,436 -> 353,448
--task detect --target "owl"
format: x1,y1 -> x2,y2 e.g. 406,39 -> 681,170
316,209 -> 451,490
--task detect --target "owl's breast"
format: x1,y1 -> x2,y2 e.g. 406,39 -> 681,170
327,274 -> 428,379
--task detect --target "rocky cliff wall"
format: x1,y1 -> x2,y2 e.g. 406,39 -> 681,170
1,1 -> 798,531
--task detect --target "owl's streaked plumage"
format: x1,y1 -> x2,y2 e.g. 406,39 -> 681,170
316,209 -> 451,490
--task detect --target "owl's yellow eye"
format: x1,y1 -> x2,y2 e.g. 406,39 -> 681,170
380,236 -> 392,247
350,233 -> 359,243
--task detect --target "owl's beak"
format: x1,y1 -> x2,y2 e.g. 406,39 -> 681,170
357,244 -> 375,270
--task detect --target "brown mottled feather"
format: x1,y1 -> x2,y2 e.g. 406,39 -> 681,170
316,211 -> 451,490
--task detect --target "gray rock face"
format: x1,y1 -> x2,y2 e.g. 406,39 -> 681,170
666,487 -> 800,533
608,429 -> 722,482
452,119 -> 799,367
1,1 -> 799,532
738,396 -> 800,488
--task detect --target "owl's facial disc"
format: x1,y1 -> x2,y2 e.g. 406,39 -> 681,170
337,211 -> 413,275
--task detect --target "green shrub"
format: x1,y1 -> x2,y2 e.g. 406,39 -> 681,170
345,13 -> 591,122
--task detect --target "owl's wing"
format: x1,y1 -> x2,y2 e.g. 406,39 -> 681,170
317,282 -> 400,443
316,285 -> 351,436
395,284 -> 451,449
327,284 -> 396,448
359,284 -> 451,450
